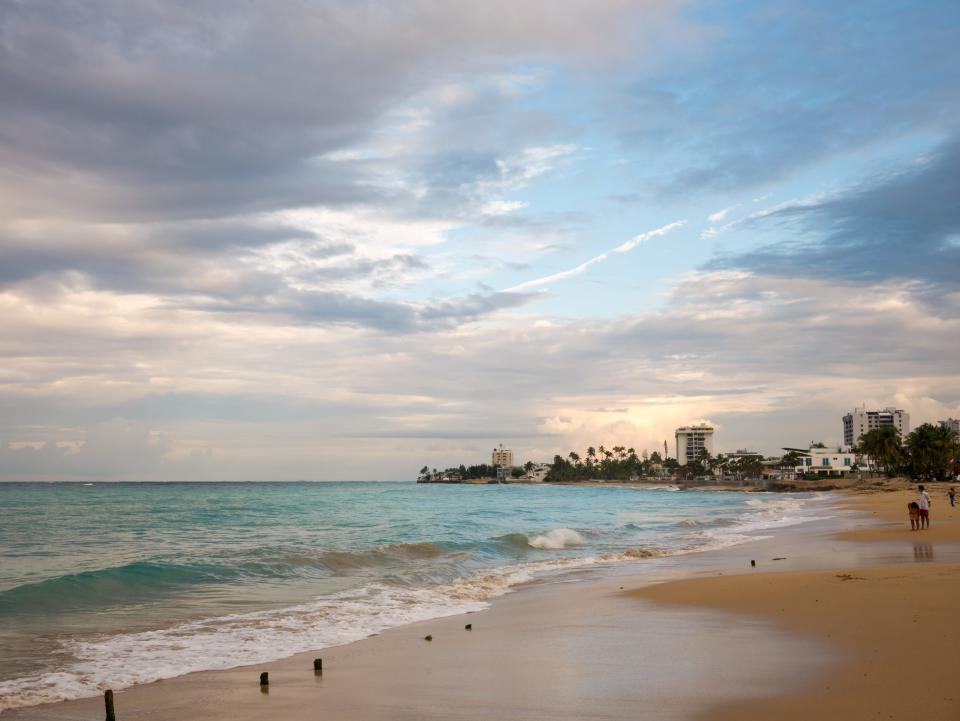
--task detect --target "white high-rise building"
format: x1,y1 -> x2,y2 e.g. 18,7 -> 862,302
491,444 -> 514,468
842,406 -> 909,447
675,424 -> 715,465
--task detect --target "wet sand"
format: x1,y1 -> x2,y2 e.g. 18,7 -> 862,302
634,564 -> 960,721
5,488 -> 960,721
632,482 -> 960,720
2,574 -> 831,721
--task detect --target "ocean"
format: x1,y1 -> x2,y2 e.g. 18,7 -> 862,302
0,481 -> 828,711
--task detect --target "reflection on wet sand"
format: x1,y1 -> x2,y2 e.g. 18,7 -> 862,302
913,543 -> 934,561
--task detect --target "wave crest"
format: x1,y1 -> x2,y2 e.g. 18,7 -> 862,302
528,528 -> 585,550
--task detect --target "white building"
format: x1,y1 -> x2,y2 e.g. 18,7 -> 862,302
675,424 -> 715,465
491,444 -> 514,468
722,449 -> 763,462
939,418 -> 960,439
784,445 -> 862,478
526,463 -> 551,483
842,406 -> 909,447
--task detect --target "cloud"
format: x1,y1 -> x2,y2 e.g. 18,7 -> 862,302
0,1 -> 676,223
3,268 -> 958,480
505,220 -> 686,291
707,207 -> 733,224
0,1 -> 684,338
715,138 -> 960,295
1,2 -> 956,481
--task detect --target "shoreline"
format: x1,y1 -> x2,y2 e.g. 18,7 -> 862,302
4,486 -> 959,720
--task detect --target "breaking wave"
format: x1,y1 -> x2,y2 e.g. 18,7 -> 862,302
527,528 -> 585,550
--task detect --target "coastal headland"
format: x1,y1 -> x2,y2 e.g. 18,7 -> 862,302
3,482 -> 958,721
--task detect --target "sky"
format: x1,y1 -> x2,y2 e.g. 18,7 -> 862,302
1,0 -> 959,481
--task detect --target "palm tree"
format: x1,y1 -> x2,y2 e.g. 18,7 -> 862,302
587,446 -> 597,464
857,426 -> 903,476
904,423 -> 956,482
694,448 -> 716,477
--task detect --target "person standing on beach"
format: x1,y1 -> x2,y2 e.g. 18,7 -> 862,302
917,485 -> 931,529
908,502 -> 920,531
949,487 -> 956,508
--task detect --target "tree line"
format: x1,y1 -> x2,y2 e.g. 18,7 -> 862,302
418,462 -> 536,481
544,445 -> 768,482
855,423 -> 959,481
419,423 -> 958,483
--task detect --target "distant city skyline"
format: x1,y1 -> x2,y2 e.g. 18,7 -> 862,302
1,1 -> 958,480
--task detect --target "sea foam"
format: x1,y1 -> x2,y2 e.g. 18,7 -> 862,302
527,528 -> 585,550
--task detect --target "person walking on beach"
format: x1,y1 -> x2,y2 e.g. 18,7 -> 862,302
917,485 -> 931,529
949,487 -> 956,508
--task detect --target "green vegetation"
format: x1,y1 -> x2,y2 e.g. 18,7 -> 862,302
544,446 -> 768,482
546,446 -> 644,482
903,424 -> 959,482
856,423 -> 959,481
418,463 -> 499,481
855,426 -> 903,476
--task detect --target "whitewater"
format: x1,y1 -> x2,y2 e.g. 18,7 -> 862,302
0,481 -> 831,711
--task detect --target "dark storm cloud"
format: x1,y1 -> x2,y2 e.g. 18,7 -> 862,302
716,138 -> 960,292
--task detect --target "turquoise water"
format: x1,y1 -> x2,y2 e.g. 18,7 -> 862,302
0,481 -> 822,710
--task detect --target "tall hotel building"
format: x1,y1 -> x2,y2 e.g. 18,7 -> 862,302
491,444 -> 514,468
842,406 -> 909,447
675,424 -> 715,465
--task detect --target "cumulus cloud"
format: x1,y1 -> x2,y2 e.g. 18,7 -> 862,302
3,269 -> 958,480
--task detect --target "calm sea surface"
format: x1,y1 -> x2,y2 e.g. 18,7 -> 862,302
0,481 -> 826,711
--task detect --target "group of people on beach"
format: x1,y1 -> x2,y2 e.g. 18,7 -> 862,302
908,485 -> 955,530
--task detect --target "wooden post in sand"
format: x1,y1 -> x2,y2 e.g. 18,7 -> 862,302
313,658 -> 323,673
104,689 -> 116,721
259,672 -> 269,686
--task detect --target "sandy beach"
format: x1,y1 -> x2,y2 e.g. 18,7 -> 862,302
4,485 -> 959,721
